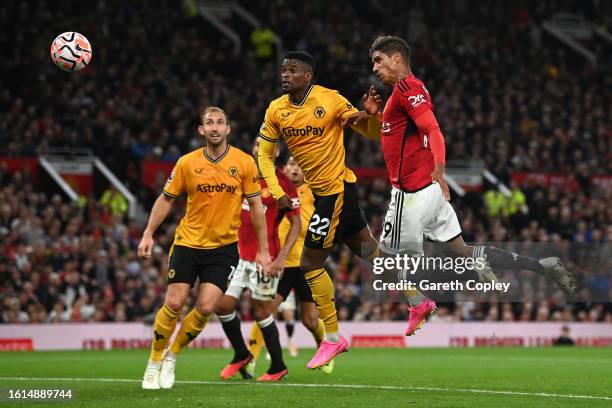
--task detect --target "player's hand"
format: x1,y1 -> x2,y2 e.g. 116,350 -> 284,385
362,85 -> 383,115
256,250 -> 272,277
340,111 -> 368,128
138,232 -> 154,259
276,194 -> 292,211
267,256 -> 285,278
431,163 -> 450,201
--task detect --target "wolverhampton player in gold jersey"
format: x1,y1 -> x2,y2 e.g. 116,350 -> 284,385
258,51 -> 381,368
139,107 -> 272,390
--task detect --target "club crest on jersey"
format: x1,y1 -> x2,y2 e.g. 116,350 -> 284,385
194,168 -> 204,174
314,106 -> 326,119
281,111 -> 291,120
228,166 -> 239,177
382,122 -> 391,134
168,269 -> 176,279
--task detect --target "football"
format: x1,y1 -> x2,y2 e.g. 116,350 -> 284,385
50,31 -> 92,72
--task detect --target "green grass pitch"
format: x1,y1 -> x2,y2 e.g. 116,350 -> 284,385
1,347 -> 611,407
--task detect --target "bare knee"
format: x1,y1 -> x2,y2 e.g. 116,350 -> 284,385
215,295 -> 237,316
251,300 -> 271,322
164,291 -> 186,312
196,299 -> 216,317
300,247 -> 327,272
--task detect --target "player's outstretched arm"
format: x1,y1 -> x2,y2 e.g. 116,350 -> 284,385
138,193 -> 174,259
340,86 -> 382,140
246,194 -> 272,275
257,137 -> 291,210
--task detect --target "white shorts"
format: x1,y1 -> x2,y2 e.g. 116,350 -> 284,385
278,290 -> 297,312
225,259 -> 279,301
379,184 -> 461,256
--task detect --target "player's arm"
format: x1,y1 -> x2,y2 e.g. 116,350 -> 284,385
337,87 -> 382,140
270,211 -> 301,276
138,193 -> 174,259
270,182 -> 301,273
350,113 -> 382,140
138,161 -> 185,258
413,110 -> 449,200
246,194 -> 273,275
257,108 -> 292,210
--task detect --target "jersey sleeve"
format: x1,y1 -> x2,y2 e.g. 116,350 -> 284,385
334,91 -> 359,121
242,157 -> 262,198
278,172 -> 301,218
163,158 -> 186,198
396,80 -> 433,120
258,105 -> 280,142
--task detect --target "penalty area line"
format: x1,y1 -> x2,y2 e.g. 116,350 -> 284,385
0,376 -> 610,401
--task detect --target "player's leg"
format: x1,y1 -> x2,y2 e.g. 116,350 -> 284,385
286,261 -> 334,374
250,298 -> 287,381
284,266 -> 324,347
247,261 -> 287,381
142,282 -> 188,389
301,246 -> 340,332
159,281 -> 223,389
142,245 -> 194,390
217,259 -> 252,380
378,186 -> 438,335
447,235 -> 576,293
281,292 -> 298,357
301,186 -> 357,367
424,182 -> 575,294
161,243 -> 238,388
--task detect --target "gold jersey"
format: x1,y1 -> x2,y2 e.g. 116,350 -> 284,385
259,85 -> 359,196
163,145 -> 261,249
278,183 -> 314,267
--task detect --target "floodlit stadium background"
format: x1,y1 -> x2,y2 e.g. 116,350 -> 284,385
1,0 -> 610,352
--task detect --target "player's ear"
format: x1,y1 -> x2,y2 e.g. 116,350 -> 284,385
305,70 -> 313,82
197,125 -> 205,136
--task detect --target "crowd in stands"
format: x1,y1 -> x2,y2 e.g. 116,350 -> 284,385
0,0 -> 610,324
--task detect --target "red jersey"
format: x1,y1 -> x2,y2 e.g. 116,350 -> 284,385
238,168 -> 300,262
380,74 -> 434,191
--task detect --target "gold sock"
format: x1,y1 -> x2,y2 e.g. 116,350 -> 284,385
247,322 -> 265,360
149,304 -> 179,362
169,308 -> 209,355
304,268 -> 338,335
312,318 -> 325,347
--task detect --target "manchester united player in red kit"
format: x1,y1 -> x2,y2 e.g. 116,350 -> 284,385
216,138 -> 301,381
365,35 -> 576,335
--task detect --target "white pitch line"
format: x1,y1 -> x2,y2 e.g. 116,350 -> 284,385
0,377 -> 610,401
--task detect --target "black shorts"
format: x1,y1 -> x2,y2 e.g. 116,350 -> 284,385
277,266 -> 314,303
167,243 -> 239,292
304,181 -> 368,249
